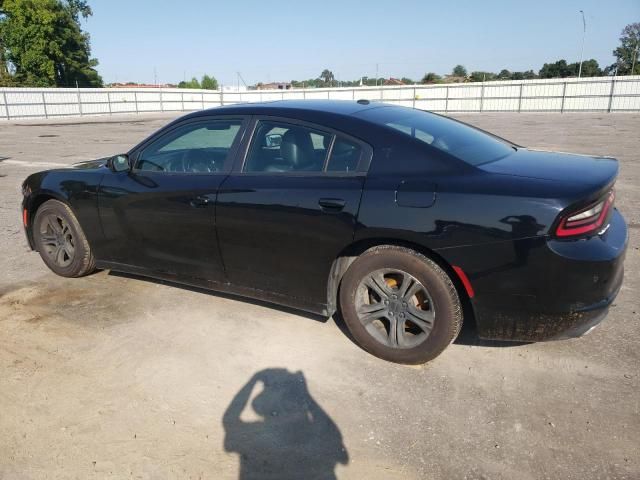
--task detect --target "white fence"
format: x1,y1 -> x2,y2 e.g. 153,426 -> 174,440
1,76 -> 639,120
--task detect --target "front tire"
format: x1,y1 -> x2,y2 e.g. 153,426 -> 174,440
32,199 -> 96,278
339,246 -> 462,364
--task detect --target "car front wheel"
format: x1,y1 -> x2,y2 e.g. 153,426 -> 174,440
32,199 -> 96,278
339,246 -> 462,364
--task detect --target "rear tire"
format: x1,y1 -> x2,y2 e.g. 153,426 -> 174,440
32,199 -> 96,278
339,246 -> 462,364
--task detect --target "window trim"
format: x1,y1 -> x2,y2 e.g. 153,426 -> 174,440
233,115 -> 373,177
324,135 -> 367,174
129,115 -> 249,176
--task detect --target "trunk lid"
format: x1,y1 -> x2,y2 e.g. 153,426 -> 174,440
480,148 -> 618,192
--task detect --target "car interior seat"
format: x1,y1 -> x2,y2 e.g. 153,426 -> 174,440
277,128 -> 318,171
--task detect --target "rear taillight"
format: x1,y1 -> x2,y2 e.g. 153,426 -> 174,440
555,190 -> 615,238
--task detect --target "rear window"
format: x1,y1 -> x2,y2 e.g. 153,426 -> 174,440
358,107 -> 514,166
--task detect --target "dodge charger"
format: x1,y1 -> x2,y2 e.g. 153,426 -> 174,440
21,100 -> 627,364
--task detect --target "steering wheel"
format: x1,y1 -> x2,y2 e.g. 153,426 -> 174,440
178,150 -> 215,173
188,157 -> 214,173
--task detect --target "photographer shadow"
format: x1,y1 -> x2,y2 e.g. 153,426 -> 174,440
223,368 -> 348,480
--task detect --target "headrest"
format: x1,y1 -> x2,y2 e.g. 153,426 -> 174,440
281,128 -> 314,167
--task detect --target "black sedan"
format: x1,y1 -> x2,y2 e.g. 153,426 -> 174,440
21,100 -> 627,364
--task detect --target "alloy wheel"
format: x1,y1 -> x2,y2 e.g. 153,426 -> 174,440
355,269 -> 435,349
39,214 -> 75,267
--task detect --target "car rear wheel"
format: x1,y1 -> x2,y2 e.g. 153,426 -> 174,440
32,199 -> 96,278
339,246 -> 462,364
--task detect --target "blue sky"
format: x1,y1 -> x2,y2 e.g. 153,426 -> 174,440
85,0 -> 639,85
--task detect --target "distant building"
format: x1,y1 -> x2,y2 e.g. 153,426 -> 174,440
443,75 -> 467,83
255,82 -> 292,90
108,83 -> 176,88
383,78 -> 405,86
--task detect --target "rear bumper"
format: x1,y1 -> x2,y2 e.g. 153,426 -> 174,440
549,304 -> 610,340
442,209 -> 627,342
474,270 -> 622,342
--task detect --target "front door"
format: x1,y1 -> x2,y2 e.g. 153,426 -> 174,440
98,116 -> 247,283
216,118 -> 371,306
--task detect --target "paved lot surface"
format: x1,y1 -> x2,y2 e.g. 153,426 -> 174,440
1,111 -> 639,480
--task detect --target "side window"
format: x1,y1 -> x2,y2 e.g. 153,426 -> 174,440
244,121 -> 331,173
136,120 -> 242,173
326,137 -> 362,172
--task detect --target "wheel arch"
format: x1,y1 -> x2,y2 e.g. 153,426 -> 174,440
326,238 -> 476,330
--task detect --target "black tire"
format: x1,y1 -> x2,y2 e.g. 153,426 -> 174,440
32,199 -> 96,278
339,246 -> 462,364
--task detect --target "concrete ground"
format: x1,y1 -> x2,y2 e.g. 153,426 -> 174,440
0,111 -> 638,480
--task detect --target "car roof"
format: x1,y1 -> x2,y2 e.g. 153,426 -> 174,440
189,99 -> 386,118
133,100 -> 476,174
178,100 -> 410,147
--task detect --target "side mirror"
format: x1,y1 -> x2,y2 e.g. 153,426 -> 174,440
109,154 -> 131,172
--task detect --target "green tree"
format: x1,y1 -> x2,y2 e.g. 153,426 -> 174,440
607,23 -> 640,75
178,77 -> 201,89
65,0 -> 91,21
568,59 -> 602,77
539,59 -> 604,78
421,72 -> 441,84
452,64 -> 467,77
290,78 -> 323,88
0,38 -> 12,85
497,69 -> 511,79
0,0 -> 102,87
201,74 -> 218,90
0,1 -> 9,85
319,69 -> 334,86
538,59 -> 573,78
469,71 -> 496,82
400,77 -> 414,85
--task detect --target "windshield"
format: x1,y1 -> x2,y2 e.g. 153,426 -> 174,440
358,107 -> 515,166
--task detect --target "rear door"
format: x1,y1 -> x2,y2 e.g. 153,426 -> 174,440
98,116 -> 247,283
216,116 -> 372,307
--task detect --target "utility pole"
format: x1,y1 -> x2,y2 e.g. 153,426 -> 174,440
236,72 -> 248,90
153,66 -> 158,86
375,63 -> 379,86
578,10 -> 586,78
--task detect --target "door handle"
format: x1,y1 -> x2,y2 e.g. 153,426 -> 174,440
190,195 -> 211,208
318,198 -> 346,211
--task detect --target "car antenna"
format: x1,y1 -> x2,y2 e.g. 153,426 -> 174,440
357,99 -> 370,105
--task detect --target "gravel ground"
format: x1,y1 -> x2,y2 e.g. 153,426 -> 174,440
0,111 -> 638,480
